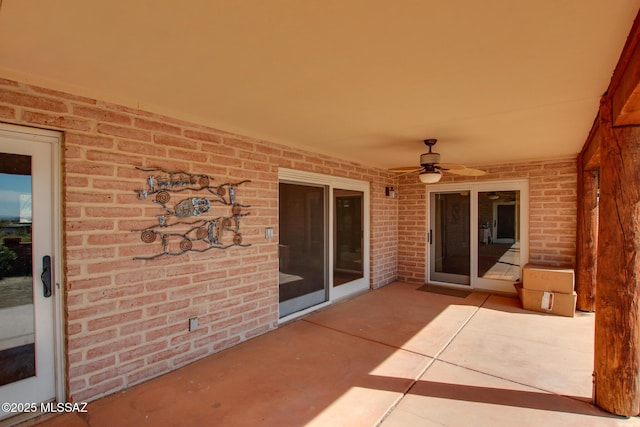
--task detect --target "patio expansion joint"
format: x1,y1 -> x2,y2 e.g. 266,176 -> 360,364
376,295 -> 490,426
374,293 -> 494,426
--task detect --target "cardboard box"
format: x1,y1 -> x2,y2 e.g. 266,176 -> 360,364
520,287 -> 576,317
522,264 -> 575,293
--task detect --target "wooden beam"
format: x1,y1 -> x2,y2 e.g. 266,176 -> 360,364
613,39 -> 640,125
594,95 -> 640,416
611,11 -> 640,125
575,155 -> 598,312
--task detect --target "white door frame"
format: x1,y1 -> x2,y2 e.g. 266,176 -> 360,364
425,179 -> 529,294
278,168 -> 370,322
0,123 -> 64,419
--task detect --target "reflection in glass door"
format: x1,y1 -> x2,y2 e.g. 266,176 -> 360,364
429,191 -> 471,285
0,154 -> 35,387
334,190 -> 363,286
278,182 -> 328,318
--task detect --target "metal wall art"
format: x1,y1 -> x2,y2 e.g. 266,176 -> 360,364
133,167 -> 251,260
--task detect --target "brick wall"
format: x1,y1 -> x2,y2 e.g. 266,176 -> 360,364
0,78 -> 399,402
398,159 -> 577,283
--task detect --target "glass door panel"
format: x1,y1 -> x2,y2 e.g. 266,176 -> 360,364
278,182 -> 328,318
429,191 -> 471,285
477,190 -> 521,283
333,190 -> 363,287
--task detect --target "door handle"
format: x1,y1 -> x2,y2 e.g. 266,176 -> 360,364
429,229 -> 433,245
41,255 -> 52,298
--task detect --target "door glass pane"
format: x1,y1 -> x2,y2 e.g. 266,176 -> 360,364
279,183 -> 327,317
0,153 -> 35,386
430,191 -> 470,285
478,191 -> 520,281
334,190 -> 363,286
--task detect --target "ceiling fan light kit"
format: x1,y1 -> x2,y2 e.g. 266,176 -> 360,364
419,170 -> 442,183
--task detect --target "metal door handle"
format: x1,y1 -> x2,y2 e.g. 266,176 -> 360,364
41,255 -> 52,298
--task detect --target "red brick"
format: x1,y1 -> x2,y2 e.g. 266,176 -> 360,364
118,293 -> 167,310
145,323 -> 185,342
120,317 -> 167,337
0,88 -> 68,112
68,354 -> 117,379
67,247 -> 116,260
86,259 -> 140,275
97,123 -> 151,141
66,220 -> 116,232
145,299 -> 191,316
66,191 -> 115,204
65,132 -> 115,148
0,105 -> 15,118
184,129 -> 222,143
74,105 -> 132,125
135,118 -> 181,135
21,110 -> 92,131
86,149 -> 144,166
67,329 -> 119,355
66,160 -> 115,177
119,341 -> 167,363
30,85 -> 97,104
85,206 -> 142,218
154,134 -> 199,150
88,310 -> 142,331
86,334 -> 143,360
117,139 -> 166,157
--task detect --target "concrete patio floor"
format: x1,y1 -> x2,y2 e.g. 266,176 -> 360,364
23,281 -> 640,426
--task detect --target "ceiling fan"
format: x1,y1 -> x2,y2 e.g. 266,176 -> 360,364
390,139 -> 486,183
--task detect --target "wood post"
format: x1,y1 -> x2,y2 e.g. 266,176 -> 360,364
575,160 -> 598,312
594,95 -> 640,416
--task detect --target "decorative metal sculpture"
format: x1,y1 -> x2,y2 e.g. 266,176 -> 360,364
133,167 -> 251,260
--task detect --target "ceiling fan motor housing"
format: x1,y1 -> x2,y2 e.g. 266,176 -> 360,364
420,152 -> 440,165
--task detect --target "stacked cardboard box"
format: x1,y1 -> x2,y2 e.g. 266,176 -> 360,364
517,264 -> 576,317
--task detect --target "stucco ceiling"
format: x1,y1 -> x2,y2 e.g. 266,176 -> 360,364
0,1 -> 638,170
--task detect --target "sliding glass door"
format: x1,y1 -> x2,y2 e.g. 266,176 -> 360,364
278,182 -> 328,318
278,169 -> 370,320
427,181 -> 528,294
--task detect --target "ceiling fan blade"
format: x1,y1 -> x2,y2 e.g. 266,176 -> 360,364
446,167 -> 486,176
389,166 -> 421,173
389,166 -> 423,178
435,162 -> 466,170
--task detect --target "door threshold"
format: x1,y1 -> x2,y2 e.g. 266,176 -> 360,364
278,301 -> 332,325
